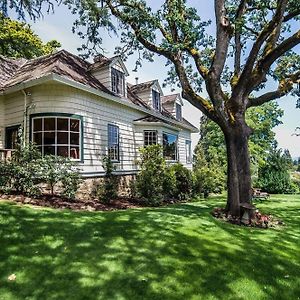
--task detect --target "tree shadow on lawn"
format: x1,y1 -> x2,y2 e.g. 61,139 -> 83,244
0,198 -> 299,300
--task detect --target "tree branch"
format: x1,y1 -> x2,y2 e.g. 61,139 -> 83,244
233,0 -> 288,96
283,9 -> 300,22
211,0 -> 232,80
258,29 -> 300,73
172,54 -> 218,122
105,0 -> 218,120
247,73 -> 299,107
234,0 -> 247,75
248,89 -> 288,107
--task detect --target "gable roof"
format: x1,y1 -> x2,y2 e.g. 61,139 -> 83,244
0,50 -> 198,133
162,93 -> 183,105
88,54 -> 129,76
134,115 -> 198,132
130,79 -> 163,95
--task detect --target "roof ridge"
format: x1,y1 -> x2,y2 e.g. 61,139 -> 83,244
131,79 -> 157,87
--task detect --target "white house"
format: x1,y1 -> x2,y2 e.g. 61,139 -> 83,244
0,50 -> 198,180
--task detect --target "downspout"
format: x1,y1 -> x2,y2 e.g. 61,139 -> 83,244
22,89 -> 27,147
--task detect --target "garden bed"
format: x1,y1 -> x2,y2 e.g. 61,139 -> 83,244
0,193 -> 186,211
0,193 -> 144,211
211,207 -> 284,228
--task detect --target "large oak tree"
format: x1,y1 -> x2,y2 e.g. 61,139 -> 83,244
4,0 -> 300,216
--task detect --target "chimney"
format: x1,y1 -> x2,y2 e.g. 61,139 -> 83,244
135,77 -> 139,85
93,53 -> 106,63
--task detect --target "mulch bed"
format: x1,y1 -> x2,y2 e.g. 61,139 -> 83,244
211,207 -> 284,228
0,193 -> 146,211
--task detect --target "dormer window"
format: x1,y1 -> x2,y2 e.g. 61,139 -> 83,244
152,90 -> 161,111
176,103 -> 182,120
111,67 -> 125,96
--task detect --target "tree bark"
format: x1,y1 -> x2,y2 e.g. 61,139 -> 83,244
224,120 -> 252,217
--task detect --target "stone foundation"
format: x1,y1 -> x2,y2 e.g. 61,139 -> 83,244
77,174 -> 136,200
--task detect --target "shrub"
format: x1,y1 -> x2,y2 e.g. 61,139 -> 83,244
0,161 -> 13,194
61,171 -> 81,200
167,163 -> 193,200
291,172 -> 300,194
135,145 -> 167,205
0,139 -> 81,199
96,156 -> 119,203
193,144 -> 225,198
40,155 -> 81,199
257,148 -> 293,194
9,141 -> 43,196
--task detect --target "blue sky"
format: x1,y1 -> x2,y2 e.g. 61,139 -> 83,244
24,2 -> 300,157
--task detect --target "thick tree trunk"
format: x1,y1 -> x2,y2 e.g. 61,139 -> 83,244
224,121 -> 252,217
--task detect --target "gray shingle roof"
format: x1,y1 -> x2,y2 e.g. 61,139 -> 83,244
161,93 -> 180,104
130,80 -> 157,94
0,50 -> 112,94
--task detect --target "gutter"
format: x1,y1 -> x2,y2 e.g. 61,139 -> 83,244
1,73 -> 199,133
133,120 -> 180,131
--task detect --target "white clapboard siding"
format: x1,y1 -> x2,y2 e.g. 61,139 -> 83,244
91,67 -> 111,91
1,82 -> 193,174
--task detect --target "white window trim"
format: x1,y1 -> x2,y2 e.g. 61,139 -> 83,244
107,124 -> 120,162
162,131 -> 178,162
31,115 -> 82,161
111,67 -> 125,96
186,140 -> 192,164
144,130 -> 158,146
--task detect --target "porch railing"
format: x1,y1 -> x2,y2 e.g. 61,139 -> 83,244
0,149 -> 15,161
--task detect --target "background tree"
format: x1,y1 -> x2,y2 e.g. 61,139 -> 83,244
5,0 -> 300,216
257,146 -> 294,194
282,148 -> 294,169
0,13 -> 60,58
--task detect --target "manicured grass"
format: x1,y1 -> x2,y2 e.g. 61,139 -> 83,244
0,195 -> 299,300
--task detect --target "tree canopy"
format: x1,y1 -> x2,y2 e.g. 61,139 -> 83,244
0,13 -> 60,58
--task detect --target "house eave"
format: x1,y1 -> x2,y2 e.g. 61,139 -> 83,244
0,73 -> 198,133
133,120 -> 180,131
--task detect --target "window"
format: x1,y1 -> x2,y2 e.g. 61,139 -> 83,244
5,125 -> 20,149
144,130 -> 157,146
108,124 -> 119,161
163,132 -> 178,161
152,90 -> 161,111
186,140 -> 192,163
176,103 -> 182,121
31,115 -> 81,160
111,68 -> 125,96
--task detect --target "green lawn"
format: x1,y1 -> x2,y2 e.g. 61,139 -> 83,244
0,195 -> 299,300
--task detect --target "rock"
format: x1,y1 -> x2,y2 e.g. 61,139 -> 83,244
24,198 -> 31,204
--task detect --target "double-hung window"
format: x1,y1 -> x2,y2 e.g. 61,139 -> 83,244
144,130 -> 157,146
108,124 -> 119,161
31,114 -> 82,160
186,140 -> 192,163
152,90 -> 161,111
163,132 -> 178,161
111,68 -> 125,96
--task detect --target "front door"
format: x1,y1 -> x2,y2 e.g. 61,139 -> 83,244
5,125 -> 20,149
